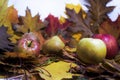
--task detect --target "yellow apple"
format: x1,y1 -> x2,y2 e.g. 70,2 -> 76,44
42,36 -> 65,54
76,38 -> 107,64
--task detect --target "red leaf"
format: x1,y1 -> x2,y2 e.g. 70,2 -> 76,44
99,16 -> 120,39
45,14 -> 61,36
44,14 -> 71,37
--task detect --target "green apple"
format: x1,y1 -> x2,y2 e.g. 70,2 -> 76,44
42,36 -> 65,54
76,38 -> 107,64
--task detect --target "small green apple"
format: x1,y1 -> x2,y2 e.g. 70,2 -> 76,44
76,38 -> 107,64
42,36 -> 65,54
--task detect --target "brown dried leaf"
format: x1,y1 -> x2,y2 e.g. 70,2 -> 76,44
7,6 -> 19,24
99,16 -> 120,39
66,8 -> 93,37
86,64 -> 104,73
101,59 -> 120,73
85,0 -> 115,33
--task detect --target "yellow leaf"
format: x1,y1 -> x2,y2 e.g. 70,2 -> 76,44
0,0 -> 8,26
59,16 -> 66,24
0,0 -> 20,43
0,1 -> 19,26
66,4 -> 86,19
9,35 -> 20,43
36,61 -> 77,80
66,4 -> 82,14
72,32 -> 82,41
19,8 -> 44,33
65,46 -> 76,53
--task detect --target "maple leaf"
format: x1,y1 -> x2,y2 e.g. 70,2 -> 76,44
85,0 -> 115,33
99,16 -> 120,39
44,14 -> 70,37
44,14 -> 61,37
36,61 -> 77,80
16,8 -> 44,33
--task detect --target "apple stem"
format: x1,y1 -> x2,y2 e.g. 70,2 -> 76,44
27,40 -> 33,47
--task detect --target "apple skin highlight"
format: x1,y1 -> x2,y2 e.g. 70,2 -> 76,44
17,32 -> 41,56
93,34 -> 119,59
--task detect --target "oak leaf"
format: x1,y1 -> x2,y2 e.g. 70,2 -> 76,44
72,32 -> 82,41
65,0 -> 115,38
66,7 -> 93,37
85,0 -> 115,33
66,4 -> 82,14
99,17 -> 120,39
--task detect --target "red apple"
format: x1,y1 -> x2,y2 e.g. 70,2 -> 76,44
93,34 -> 119,59
17,32 -> 41,56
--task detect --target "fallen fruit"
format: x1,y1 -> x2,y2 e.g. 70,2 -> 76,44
76,38 -> 106,64
17,32 -> 41,56
93,34 -> 119,59
42,36 -> 65,54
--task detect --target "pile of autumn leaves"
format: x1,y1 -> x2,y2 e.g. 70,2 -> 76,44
0,0 -> 84,78
1,0 -> 120,79
0,2 -> 84,58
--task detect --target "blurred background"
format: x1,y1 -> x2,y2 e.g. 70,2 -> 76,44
8,0 -> 120,21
